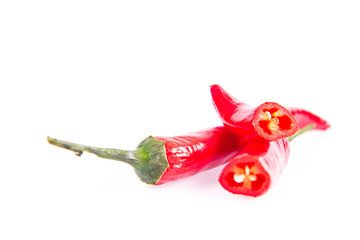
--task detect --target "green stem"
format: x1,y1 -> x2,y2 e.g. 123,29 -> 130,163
288,123 -> 315,142
47,136 -> 138,166
47,136 -> 169,185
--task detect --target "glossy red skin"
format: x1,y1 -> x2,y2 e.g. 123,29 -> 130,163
219,139 -> 289,197
289,108 -> 330,130
210,84 -> 298,141
155,126 -> 247,185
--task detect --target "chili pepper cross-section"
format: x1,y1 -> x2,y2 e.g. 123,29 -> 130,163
219,139 -> 289,197
47,126 -> 246,185
210,84 -> 299,141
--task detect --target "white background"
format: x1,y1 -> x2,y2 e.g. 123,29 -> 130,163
1,1 -> 359,239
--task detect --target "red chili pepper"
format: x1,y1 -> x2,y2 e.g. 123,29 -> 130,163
47,126 -> 245,185
289,107 -> 330,131
210,84 -> 299,141
219,120 -> 327,197
219,139 -> 289,197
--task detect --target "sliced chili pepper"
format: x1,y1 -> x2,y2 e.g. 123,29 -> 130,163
47,126 -> 246,185
210,84 -> 299,141
218,120 -> 328,197
289,107 -> 330,131
219,139 -> 289,197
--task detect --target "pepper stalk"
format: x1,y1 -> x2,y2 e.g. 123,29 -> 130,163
47,136 -> 169,185
288,123 -> 315,142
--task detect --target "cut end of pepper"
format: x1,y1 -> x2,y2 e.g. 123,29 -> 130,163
254,102 -> 299,141
219,155 -> 270,197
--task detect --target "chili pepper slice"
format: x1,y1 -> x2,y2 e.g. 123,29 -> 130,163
218,139 -> 289,197
47,126 -> 246,185
210,84 -> 299,141
289,107 -> 330,131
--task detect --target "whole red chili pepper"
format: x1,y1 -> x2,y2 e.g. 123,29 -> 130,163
210,84 -> 299,141
47,126 -> 245,185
